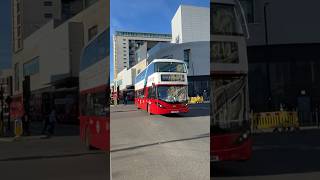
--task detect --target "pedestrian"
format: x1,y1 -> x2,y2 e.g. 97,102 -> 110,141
48,109 -> 57,137
41,113 -> 49,135
22,113 -> 30,136
125,93 -> 128,105
203,90 -> 208,101
123,91 -> 127,105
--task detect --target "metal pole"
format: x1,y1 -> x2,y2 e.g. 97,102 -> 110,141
264,2 -> 272,111
0,85 -> 3,135
316,107 -> 319,128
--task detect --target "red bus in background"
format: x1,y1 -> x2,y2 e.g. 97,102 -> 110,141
135,59 -> 189,115
79,28 -> 109,151
211,0 -> 252,162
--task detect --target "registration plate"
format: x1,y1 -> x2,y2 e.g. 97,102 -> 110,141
171,111 -> 179,113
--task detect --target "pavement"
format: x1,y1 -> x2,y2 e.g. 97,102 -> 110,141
0,121 -> 110,180
111,103 -> 210,180
212,128 -> 320,180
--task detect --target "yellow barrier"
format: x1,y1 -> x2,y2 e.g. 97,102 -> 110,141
252,111 -> 299,131
188,96 -> 204,104
14,119 -> 23,137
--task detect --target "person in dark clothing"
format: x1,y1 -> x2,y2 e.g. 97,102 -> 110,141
22,113 -> 30,136
41,114 -> 49,135
47,109 -> 57,137
123,91 -> 127,105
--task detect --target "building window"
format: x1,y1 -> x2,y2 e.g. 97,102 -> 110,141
88,25 -> 98,41
240,0 -> 254,23
184,49 -> 191,67
17,38 -> 22,49
17,14 -> 21,24
17,26 -> 21,37
23,57 -> 40,76
43,1 -> 53,6
44,13 -> 53,19
14,63 -> 19,91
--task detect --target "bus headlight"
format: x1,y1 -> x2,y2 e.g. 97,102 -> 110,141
157,103 -> 164,108
242,133 -> 248,139
235,130 -> 250,144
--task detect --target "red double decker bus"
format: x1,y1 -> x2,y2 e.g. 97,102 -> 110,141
135,59 -> 189,115
211,0 -> 252,162
79,28 -> 109,151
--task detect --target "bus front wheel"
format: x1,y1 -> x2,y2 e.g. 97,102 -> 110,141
85,128 -> 96,150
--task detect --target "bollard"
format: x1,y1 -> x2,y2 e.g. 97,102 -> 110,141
14,118 -> 23,138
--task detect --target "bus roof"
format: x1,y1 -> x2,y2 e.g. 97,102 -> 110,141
151,59 -> 185,64
211,0 -> 235,5
135,59 -> 186,78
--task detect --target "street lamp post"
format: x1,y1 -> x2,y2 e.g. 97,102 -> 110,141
5,96 -> 12,131
0,85 -> 4,135
264,2 -> 272,111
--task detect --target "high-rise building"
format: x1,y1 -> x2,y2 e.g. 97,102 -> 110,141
113,31 -> 171,79
11,0 -> 84,52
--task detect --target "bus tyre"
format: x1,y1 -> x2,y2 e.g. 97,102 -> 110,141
85,128 -> 96,150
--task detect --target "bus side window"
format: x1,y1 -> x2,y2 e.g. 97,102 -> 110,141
146,63 -> 154,77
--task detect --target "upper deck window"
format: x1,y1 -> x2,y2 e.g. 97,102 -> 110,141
154,62 -> 187,73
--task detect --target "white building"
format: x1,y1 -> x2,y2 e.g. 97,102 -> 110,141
171,5 -> 210,44
11,0 -> 108,119
112,4 -> 210,96
148,5 -> 210,96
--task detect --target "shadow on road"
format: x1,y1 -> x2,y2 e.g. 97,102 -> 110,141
111,109 -> 138,113
25,122 -> 79,137
0,151 -> 105,162
212,129 -> 320,177
111,133 -> 209,153
162,104 -> 210,118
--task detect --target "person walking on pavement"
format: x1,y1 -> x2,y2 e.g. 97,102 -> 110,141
123,91 -> 127,105
48,109 -> 57,137
203,90 -> 208,101
41,113 -> 49,135
22,113 -> 30,136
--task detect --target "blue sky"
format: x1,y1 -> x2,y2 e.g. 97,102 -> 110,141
0,0 -> 11,70
110,0 -> 209,81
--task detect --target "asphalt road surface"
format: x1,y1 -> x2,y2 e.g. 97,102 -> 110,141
111,103 -> 210,180
212,129 -> 320,180
0,123 -> 110,180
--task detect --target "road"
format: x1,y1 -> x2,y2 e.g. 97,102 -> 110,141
0,123 -> 110,180
212,129 -> 320,180
111,103 -> 210,180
